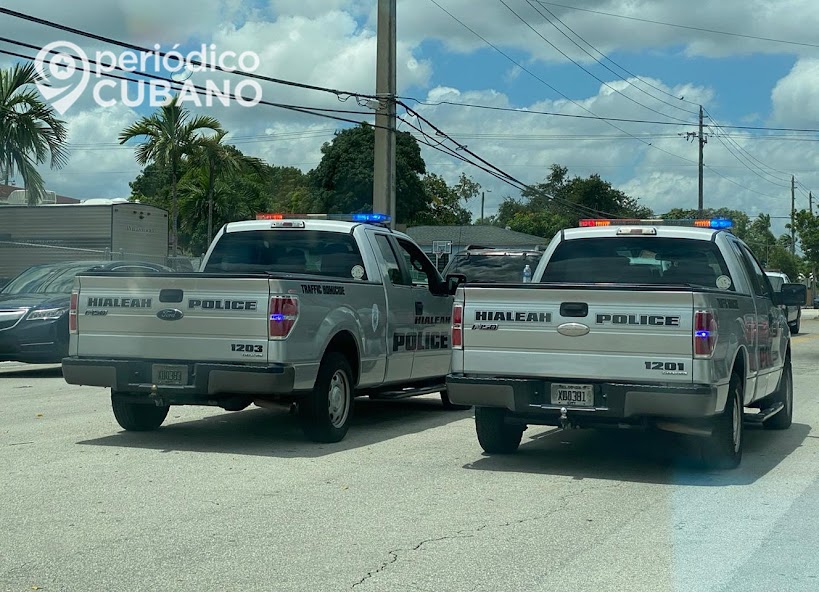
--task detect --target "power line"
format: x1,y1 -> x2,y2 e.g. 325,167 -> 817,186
0,44 -> 378,128
0,7 -> 380,100
405,96 -> 819,133
497,0 -> 695,124
426,0 -> 700,170
704,108 -> 793,183
525,0 -> 700,115
534,1 -> 819,49
400,103 -> 626,219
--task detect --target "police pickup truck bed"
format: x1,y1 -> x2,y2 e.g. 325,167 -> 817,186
62,214 -> 457,442
446,219 -> 806,468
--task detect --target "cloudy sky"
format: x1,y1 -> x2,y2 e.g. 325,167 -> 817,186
2,0 -> 819,235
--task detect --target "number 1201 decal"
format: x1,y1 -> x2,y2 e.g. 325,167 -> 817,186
645,361 -> 685,371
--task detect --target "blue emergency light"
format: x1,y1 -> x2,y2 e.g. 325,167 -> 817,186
579,218 -> 733,230
256,212 -> 392,225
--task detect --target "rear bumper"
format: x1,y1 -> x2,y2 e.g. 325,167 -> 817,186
62,357 -> 296,400
446,374 -> 724,426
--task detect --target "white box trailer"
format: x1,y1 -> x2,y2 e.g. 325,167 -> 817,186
0,203 -> 169,283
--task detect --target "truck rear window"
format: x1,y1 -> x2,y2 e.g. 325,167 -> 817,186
540,237 -> 733,290
444,252 -> 542,282
203,230 -> 367,280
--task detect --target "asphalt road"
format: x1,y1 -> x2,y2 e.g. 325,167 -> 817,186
3,319 -> 819,591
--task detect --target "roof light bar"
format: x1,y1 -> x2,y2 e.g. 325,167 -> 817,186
255,213 -> 392,224
579,218 -> 732,230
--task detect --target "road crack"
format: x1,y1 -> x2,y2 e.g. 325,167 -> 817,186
350,483 -> 619,589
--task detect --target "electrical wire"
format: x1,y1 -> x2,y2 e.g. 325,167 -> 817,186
426,0 -> 701,172
533,1 -> 819,50
530,0 -> 702,110
496,0 -> 695,124
520,0 -> 699,123
0,7 -> 380,101
0,45 -> 379,128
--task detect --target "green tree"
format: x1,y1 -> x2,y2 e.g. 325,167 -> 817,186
662,208 -> 751,240
266,166 -> 317,213
414,173 -> 476,225
309,123 -> 428,224
505,211 -> 567,240
792,210 -> 819,274
0,62 -> 68,205
185,134 -> 265,245
119,96 -> 223,255
495,164 -> 651,232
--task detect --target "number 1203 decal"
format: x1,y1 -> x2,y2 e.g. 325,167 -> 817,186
645,361 -> 685,371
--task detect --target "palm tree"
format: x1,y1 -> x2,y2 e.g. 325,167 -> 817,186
0,62 -> 68,205
186,131 -> 265,245
119,96 -> 222,256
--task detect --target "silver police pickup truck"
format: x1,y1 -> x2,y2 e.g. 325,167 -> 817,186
445,218 -> 806,468
62,214 -> 458,442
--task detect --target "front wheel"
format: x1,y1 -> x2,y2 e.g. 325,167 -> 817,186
764,359 -> 793,430
789,317 -> 800,335
111,392 -> 169,431
698,374 -> 743,469
475,407 -> 524,454
299,352 -> 354,443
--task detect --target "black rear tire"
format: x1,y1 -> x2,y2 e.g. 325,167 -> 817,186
111,393 -> 169,431
789,317 -> 800,335
698,373 -> 743,469
475,407 -> 523,454
299,352 -> 354,443
441,390 -> 471,410
764,358 -> 793,430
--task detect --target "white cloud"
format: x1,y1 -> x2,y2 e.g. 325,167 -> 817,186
771,58 -> 819,126
1,0 -> 812,242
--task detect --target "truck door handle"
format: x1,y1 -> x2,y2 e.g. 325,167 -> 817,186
560,302 -> 588,317
159,289 -> 183,303
415,301 -> 424,316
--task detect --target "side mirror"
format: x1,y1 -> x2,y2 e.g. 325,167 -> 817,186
779,283 -> 806,306
446,273 -> 466,295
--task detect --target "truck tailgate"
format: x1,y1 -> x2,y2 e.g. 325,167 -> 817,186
73,274 -> 271,362
459,285 -> 694,383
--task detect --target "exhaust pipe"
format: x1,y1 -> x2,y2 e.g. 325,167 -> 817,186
253,399 -> 298,414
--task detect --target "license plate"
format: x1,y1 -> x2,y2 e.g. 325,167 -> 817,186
550,383 -> 594,407
152,364 -> 188,386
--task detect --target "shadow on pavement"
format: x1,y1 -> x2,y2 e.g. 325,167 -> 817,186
77,396 -> 471,458
0,365 -> 62,379
463,422 -> 811,487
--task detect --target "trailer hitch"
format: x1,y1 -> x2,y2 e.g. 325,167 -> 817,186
559,407 -> 577,430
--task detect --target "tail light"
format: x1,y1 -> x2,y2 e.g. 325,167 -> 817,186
694,310 -> 717,357
269,296 -> 298,338
452,303 -> 463,349
69,290 -> 78,334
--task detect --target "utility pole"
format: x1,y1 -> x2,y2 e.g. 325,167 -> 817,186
810,191 -> 813,215
373,0 -> 397,229
791,175 -> 796,255
481,191 -> 485,223
698,106 -> 704,215
684,106 -> 707,215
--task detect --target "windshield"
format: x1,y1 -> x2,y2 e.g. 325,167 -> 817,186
541,237 -> 733,289
0,264 -> 92,295
445,252 -> 542,282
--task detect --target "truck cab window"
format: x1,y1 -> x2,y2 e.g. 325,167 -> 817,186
374,234 -> 410,286
395,238 -> 442,290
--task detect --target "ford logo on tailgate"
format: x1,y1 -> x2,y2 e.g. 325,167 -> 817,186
156,308 -> 184,321
557,322 -> 590,337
